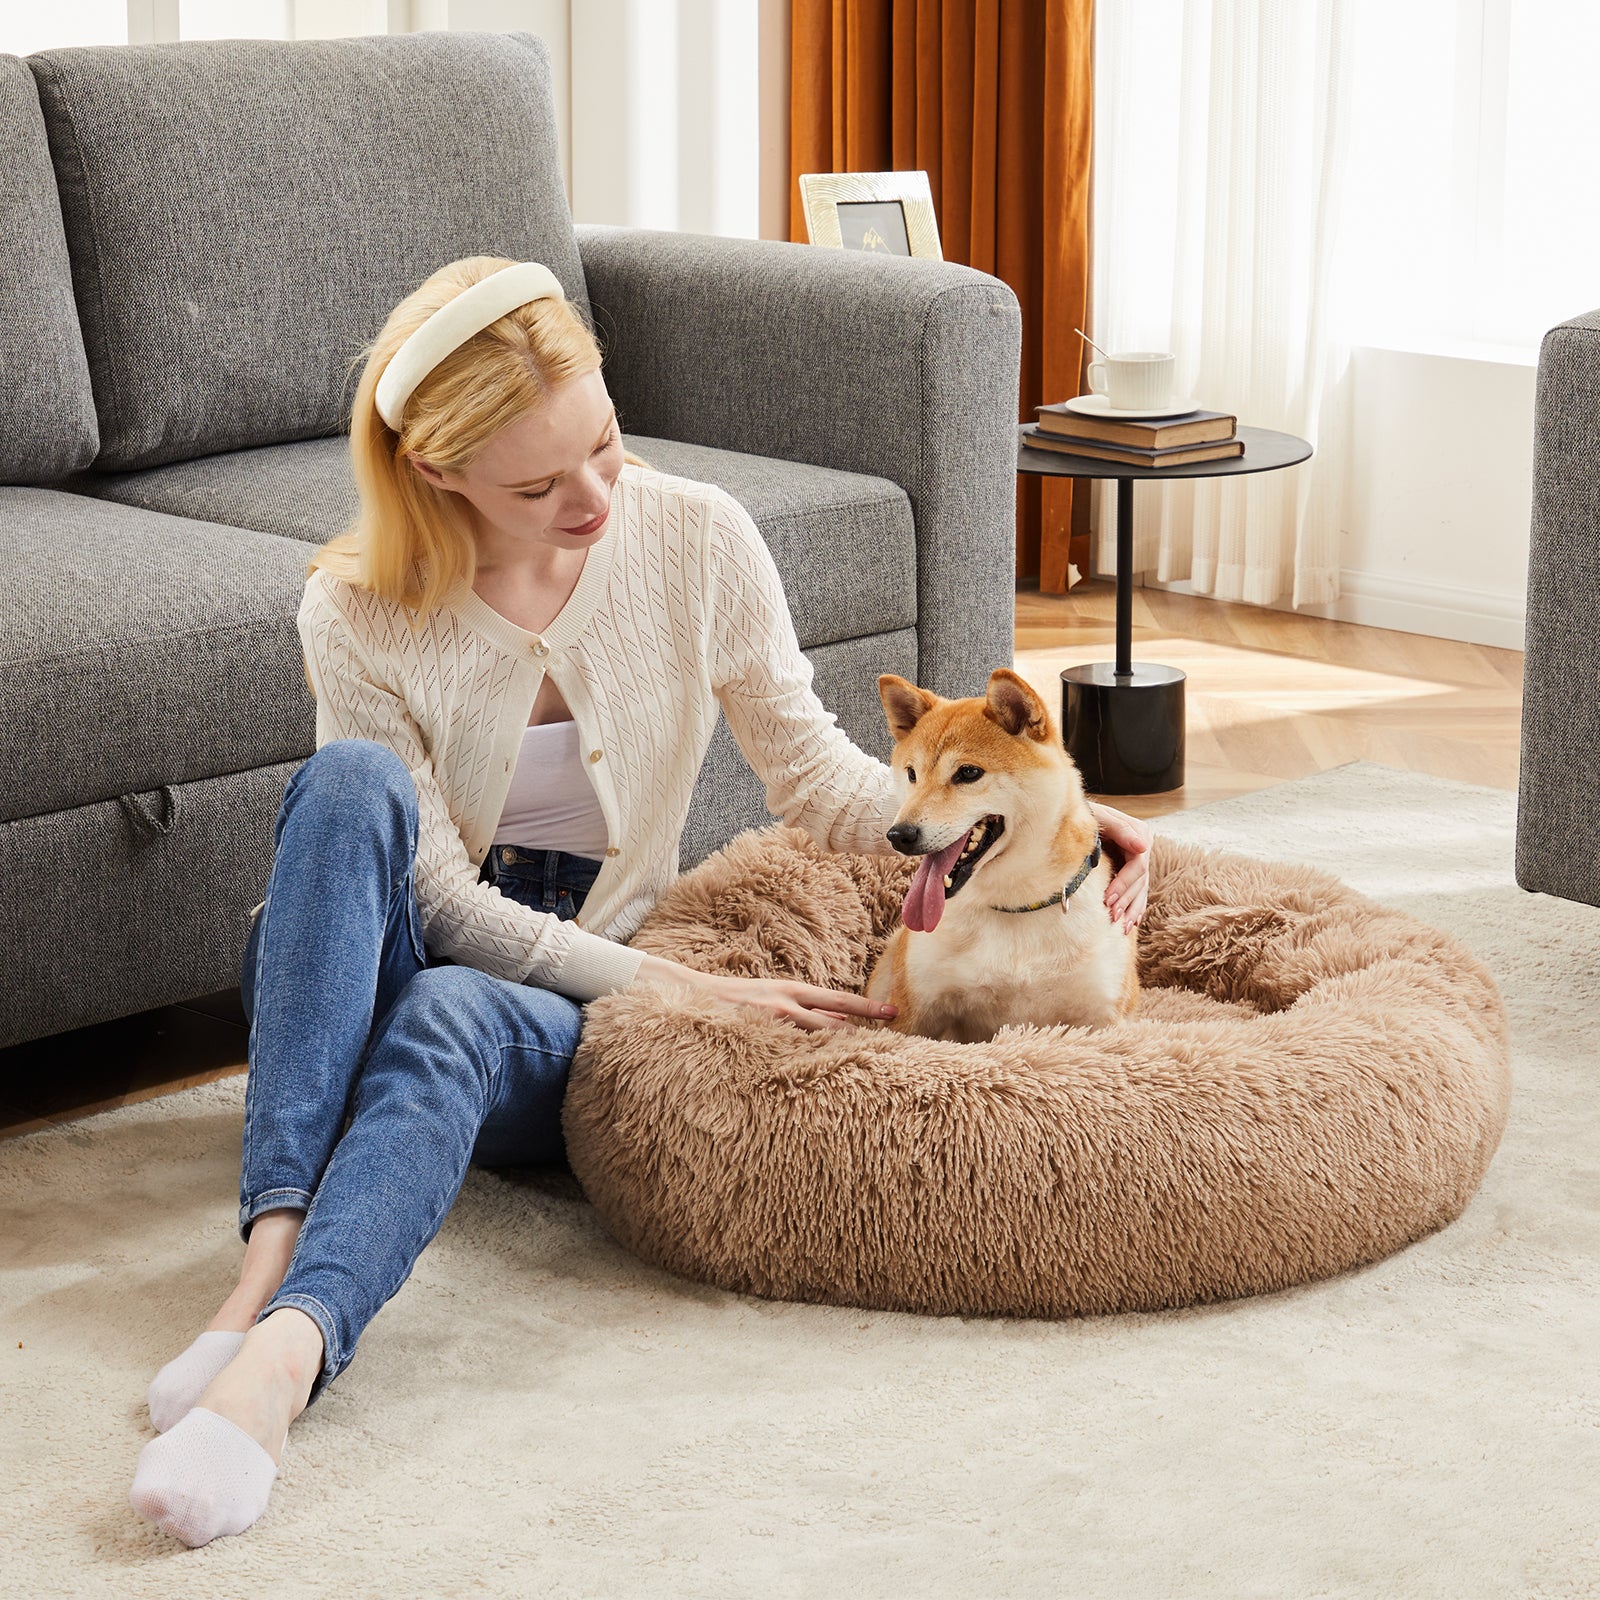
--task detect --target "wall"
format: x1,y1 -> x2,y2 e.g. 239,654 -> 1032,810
1336,344 -> 1535,651
1116,344 -> 1540,651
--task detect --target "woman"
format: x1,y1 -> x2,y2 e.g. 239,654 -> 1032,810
129,257 -> 1152,1545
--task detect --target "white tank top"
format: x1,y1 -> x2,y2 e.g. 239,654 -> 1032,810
491,719 -> 610,857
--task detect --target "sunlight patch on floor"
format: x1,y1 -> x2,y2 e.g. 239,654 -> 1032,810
1013,645 -> 1457,719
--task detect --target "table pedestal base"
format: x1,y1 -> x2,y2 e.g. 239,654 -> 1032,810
1061,662 -> 1186,795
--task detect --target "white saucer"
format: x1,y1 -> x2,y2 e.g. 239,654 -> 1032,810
1064,393 -> 1203,421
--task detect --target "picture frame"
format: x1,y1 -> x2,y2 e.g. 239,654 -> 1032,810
797,170 -> 944,260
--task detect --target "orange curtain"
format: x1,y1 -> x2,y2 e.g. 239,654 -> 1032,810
790,0 -> 1095,592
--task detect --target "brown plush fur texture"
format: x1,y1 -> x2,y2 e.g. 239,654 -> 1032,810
564,825 -> 1513,1317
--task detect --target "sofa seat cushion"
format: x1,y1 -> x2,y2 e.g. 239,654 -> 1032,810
72,433 -> 919,650
628,436 -> 917,648
66,436 -> 356,547
0,489 -> 314,824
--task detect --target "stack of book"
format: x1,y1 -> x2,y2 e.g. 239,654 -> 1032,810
1021,402 -> 1243,468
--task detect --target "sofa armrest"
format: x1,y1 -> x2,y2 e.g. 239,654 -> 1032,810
1517,308 -> 1600,906
573,225 -> 1022,703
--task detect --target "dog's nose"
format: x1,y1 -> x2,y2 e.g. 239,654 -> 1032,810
886,822 -> 923,855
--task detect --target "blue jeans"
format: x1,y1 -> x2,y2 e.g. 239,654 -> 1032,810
237,738 -> 605,1406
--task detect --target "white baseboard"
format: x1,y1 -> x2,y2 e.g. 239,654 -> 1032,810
1119,566 -> 1527,652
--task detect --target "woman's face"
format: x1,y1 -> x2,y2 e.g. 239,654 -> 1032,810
407,368 -> 623,559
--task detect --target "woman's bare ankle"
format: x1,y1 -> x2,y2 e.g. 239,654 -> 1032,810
206,1288 -> 270,1334
206,1207 -> 306,1333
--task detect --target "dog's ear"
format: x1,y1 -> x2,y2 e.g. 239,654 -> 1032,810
879,674 -> 939,742
984,669 -> 1051,741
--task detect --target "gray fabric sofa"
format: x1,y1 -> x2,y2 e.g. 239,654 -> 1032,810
1518,309 -> 1600,909
0,30 -> 1021,1049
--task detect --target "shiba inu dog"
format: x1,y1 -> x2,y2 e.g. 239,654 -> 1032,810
864,668 -> 1140,1043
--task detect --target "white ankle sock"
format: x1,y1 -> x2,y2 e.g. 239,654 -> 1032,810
129,1405 -> 281,1546
146,1330 -> 247,1433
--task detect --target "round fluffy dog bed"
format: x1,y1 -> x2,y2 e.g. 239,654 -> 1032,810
564,825 -> 1512,1316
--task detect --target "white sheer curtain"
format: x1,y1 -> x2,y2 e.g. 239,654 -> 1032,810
1089,0 -> 1354,607
570,0 -> 761,236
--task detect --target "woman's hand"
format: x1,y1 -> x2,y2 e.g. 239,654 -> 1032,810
704,974 -> 896,1033
1088,801 -> 1152,932
630,954 -> 896,1032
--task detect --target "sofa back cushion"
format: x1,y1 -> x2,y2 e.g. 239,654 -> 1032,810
0,55 -> 98,482
27,30 -> 587,473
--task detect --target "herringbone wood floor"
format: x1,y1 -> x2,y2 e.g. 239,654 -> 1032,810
1018,578 -> 1524,816
0,580 -> 1525,1138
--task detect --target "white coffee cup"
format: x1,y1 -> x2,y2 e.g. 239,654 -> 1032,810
1088,351 -> 1177,410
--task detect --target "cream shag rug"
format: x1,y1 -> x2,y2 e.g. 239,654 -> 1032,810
2,761 -> 1595,1599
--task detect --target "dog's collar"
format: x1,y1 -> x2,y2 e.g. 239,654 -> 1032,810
993,833 -> 1102,915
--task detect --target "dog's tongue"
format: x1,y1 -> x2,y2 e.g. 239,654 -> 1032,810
901,834 -> 971,933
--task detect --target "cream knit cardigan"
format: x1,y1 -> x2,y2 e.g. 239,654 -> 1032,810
294,460 -> 904,1002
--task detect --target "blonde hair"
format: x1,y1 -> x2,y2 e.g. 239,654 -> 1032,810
310,253 -> 649,617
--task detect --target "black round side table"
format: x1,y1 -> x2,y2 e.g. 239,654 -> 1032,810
1018,423 -> 1313,795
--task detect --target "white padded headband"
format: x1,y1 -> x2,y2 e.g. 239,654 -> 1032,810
375,260 -> 566,431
